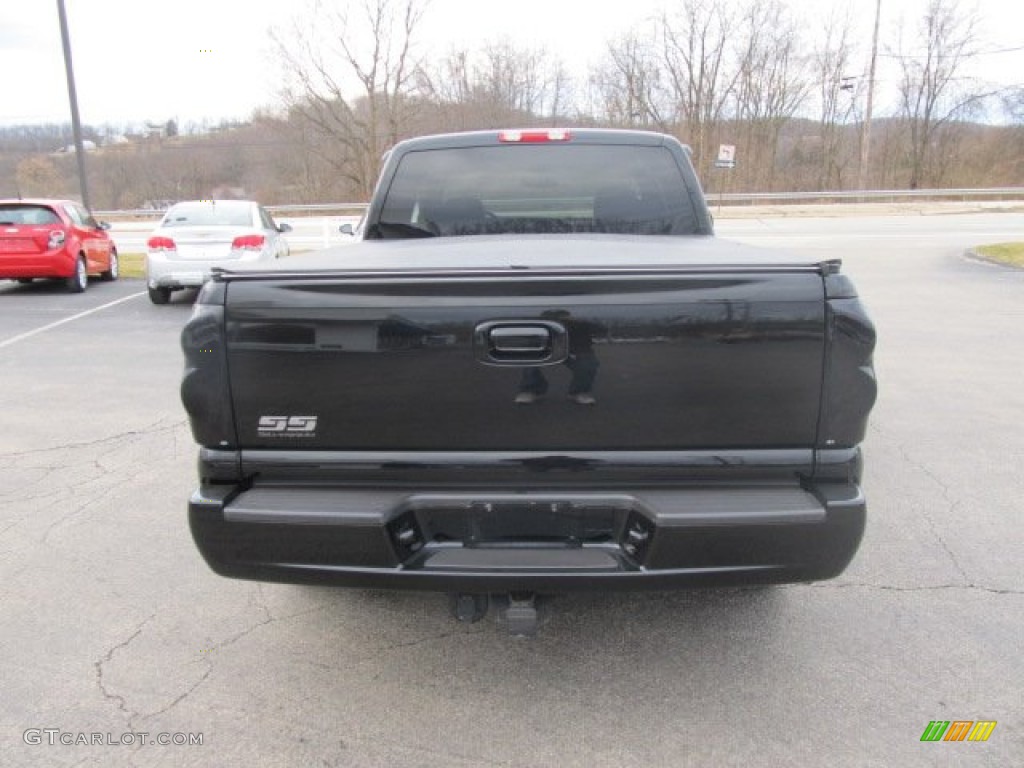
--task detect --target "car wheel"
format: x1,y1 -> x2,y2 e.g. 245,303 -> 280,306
101,250 -> 119,281
66,256 -> 87,293
148,286 -> 171,305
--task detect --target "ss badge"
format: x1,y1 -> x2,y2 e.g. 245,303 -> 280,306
258,415 -> 318,437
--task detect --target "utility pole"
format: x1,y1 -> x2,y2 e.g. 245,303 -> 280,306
56,0 -> 91,209
858,0 -> 882,190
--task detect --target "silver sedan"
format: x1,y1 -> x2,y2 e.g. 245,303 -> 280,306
145,200 -> 291,304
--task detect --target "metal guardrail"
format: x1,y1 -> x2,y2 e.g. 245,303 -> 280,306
94,203 -> 370,219
268,203 -> 369,213
710,187 -> 1024,204
95,187 -> 1023,219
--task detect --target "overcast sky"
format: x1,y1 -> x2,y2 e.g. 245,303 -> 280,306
1,0 -> 1021,128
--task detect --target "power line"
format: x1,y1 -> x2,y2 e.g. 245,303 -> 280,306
973,44 -> 1024,55
878,45 -> 1024,60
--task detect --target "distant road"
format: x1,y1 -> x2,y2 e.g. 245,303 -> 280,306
107,201 -> 1022,254
718,210 -> 1024,251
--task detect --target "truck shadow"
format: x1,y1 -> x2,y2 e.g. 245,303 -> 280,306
295,583 -> 789,655
263,584 -> 796,711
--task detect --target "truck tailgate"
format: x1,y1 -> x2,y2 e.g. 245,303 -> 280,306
223,267 -> 826,451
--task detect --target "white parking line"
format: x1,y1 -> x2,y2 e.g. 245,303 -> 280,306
0,291 -> 146,350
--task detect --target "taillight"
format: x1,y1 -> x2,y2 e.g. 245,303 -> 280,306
148,236 -> 176,251
498,129 -> 572,143
181,284 -> 236,449
819,293 -> 877,450
231,234 -> 265,250
47,230 -> 66,249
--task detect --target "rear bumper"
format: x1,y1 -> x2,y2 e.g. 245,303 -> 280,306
0,249 -> 76,278
147,259 -> 215,289
189,481 -> 866,592
147,251 -> 270,289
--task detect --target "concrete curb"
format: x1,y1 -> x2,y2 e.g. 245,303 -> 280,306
963,248 -> 1024,270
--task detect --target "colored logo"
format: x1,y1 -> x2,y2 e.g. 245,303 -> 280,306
920,721 -> 996,742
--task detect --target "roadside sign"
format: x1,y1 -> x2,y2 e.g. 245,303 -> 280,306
715,144 -> 736,169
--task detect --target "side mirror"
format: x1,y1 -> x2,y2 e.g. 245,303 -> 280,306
277,222 -> 293,233
339,223 -> 355,236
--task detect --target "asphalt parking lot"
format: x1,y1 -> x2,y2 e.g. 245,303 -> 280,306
1,212 -> 1022,767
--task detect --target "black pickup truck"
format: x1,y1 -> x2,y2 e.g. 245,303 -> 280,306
183,129 -> 876,627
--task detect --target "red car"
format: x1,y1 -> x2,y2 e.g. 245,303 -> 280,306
0,199 -> 118,292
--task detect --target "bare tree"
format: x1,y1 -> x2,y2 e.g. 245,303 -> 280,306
274,0 -> 427,199
478,41 -> 565,116
812,7 -> 858,189
1001,86 -> 1024,124
589,30 -> 666,128
731,0 -> 809,189
894,0 -> 988,188
420,48 -> 474,108
659,0 -> 739,175
16,156 -> 64,197
262,111 -> 348,203
419,41 -> 571,130
1002,86 -> 1024,178
91,149 -> 137,209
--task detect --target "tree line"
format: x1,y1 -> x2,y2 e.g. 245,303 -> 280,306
1,0 -> 1020,209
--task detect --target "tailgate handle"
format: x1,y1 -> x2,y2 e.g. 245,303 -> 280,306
475,322 -> 566,365
491,326 -> 550,353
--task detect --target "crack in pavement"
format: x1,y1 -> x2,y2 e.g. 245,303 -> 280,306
141,663 -> 214,723
0,418 -> 187,461
808,581 -> 1022,596
348,733 -> 518,768
91,614 -> 217,754
254,582 -> 275,624
290,618 -> 493,670
93,588 -> 307,729
896,443 -> 971,582
94,614 -> 156,732
214,619 -> 270,651
1,485 -> 105,553
39,592 -> 331,744
212,601 -> 330,653
0,465 -> 61,492
40,481 -> 121,545
78,601 -> 334,763
873,421 -> 974,585
0,484 -> 65,507
369,627 -> 489,654
3,420 -> 192,545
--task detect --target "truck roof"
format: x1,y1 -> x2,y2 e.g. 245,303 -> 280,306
389,128 -> 687,154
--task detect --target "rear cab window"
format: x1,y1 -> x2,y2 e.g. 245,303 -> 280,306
373,144 -> 700,239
